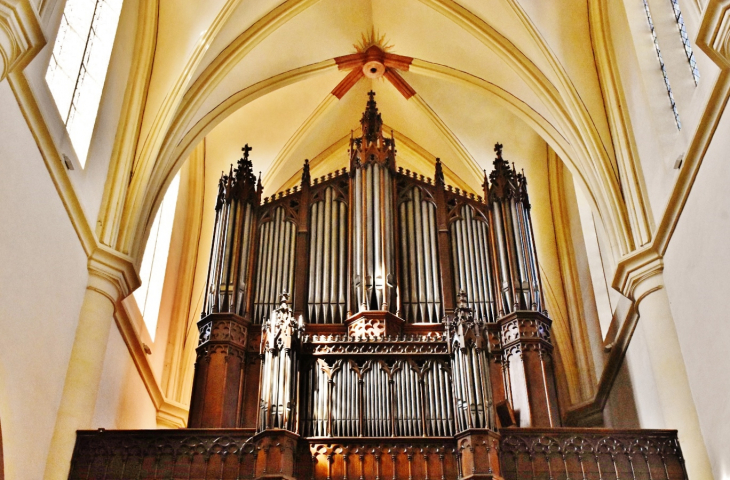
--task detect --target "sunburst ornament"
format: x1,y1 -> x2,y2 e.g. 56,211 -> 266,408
354,28 -> 394,53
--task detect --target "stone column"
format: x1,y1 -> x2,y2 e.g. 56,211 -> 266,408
43,247 -> 139,480
621,260 -> 713,480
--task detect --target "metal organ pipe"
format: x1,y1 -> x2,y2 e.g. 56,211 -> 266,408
350,91 -> 397,314
202,149 -> 259,317
398,186 -> 442,323
485,144 -> 545,314
449,205 -> 496,322
308,186 -> 348,323
253,206 -> 297,324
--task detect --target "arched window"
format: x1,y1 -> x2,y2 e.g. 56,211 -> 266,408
45,0 -> 123,167
133,174 -> 181,340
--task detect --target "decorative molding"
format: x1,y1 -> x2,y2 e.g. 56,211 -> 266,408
156,400 -> 189,429
697,0 -> 730,67
87,244 -> 141,301
588,0 -> 655,248
547,151 -> 597,403
96,0 -> 159,247
0,0 -> 44,82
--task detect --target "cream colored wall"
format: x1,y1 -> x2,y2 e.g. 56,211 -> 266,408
91,326 -> 157,429
662,105 -> 730,480
0,80 -> 88,479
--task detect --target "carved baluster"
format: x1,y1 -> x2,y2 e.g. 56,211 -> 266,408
391,448 -> 398,480
359,450 -> 366,480
374,450 -> 381,480
407,448 -> 414,480
423,449 -> 430,480
439,450 -> 446,480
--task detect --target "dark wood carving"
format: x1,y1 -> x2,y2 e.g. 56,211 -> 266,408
71,93 -> 689,480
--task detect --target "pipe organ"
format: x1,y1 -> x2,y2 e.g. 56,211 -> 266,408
188,91 -> 562,479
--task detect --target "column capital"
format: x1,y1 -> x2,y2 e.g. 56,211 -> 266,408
87,244 -> 141,304
697,0 -> 730,68
0,0 -> 44,81
612,246 -> 664,305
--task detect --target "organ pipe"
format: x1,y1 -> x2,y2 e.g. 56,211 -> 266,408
202,145 -> 261,317
258,293 -> 304,432
444,290 -> 495,432
449,205 -> 496,322
253,206 -> 298,324
308,185 -> 349,323
195,94 -> 557,448
485,143 -> 545,315
398,186 -> 442,322
350,91 -> 398,314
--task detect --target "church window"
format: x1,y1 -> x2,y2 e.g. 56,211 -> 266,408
133,173 -> 180,341
669,0 -> 700,84
641,0 -> 682,129
45,0 -> 123,167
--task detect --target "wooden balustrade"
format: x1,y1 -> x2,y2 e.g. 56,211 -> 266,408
68,427 -> 687,480
499,428 -> 688,480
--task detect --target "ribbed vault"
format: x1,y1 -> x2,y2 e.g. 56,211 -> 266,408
102,0 -> 648,267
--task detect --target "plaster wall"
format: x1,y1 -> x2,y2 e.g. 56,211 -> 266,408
92,325 -> 157,430
663,104 -> 730,480
0,80 -> 88,480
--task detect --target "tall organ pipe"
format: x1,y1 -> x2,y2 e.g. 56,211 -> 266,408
350,91 -> 398,314
445,291 -> 495,432
202,147 -> 261,317
485,143 -> 545,314
398,186 -> 442,323
308,186 -> 348,323
449,205 -> 496,322
258,294 -> 303,433
253,206 -> 297,324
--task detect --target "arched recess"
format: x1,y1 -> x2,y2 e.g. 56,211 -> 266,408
117,58 -> 635,277
106,0 -> 640,269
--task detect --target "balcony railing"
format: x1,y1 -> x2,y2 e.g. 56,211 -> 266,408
499,428 -> 687,480
68,427 -> 687,480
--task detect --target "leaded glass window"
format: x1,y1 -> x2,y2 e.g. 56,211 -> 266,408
642,0 -> 681,130
46,0 -> 123,167
669,0 -> 700,85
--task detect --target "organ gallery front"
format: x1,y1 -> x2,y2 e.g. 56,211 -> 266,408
69,93 -> 689,480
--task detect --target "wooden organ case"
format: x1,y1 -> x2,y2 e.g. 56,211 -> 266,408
186,91 -> 555,479
66,92 -> 690,480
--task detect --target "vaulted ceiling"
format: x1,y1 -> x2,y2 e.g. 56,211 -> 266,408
124,0 -> 631,259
